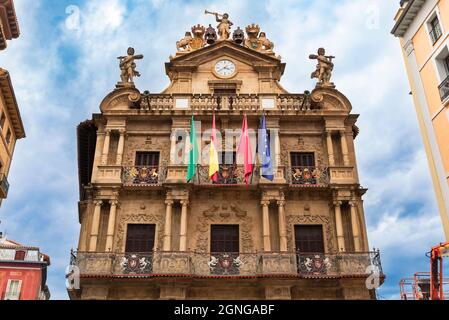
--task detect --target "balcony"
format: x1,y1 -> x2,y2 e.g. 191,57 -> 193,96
0,174 -> 9,198
122,166 -> 167,186
288,166 -> 329,186
439,74 -> 449,102
70,250 -> 383,279
137,93 -> 316,113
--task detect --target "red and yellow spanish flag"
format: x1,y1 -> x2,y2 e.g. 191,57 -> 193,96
209,114 -> 219,182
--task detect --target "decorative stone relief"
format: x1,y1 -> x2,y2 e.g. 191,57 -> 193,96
195,203 -> 254,253
281,136 -> 325,167
115,213 -> 164,251
123,136 -> 170,167
286,214 -> 335,253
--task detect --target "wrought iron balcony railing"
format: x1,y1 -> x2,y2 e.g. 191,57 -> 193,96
439,74 -> 449,102
0,174 -> 9,198
289,166 -> 329,186
70,250 -> 382,278
196,164 -> 259,185
122,166 -> 167,186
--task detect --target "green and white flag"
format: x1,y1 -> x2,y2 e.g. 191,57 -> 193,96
187,115 -> 199,182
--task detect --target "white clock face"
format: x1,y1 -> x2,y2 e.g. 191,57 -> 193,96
215,59 -> 236,77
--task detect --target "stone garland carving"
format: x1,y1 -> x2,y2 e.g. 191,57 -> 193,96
115,213 -> 164,252
195,204 -> 254,253
286,214 -> 335,253
123,137 -> 170,167
281,137 -> 325,167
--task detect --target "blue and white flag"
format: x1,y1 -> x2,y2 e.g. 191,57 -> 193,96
259,114 -> 274,181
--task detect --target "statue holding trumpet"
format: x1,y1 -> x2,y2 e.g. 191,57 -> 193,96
205,10 -> 233,40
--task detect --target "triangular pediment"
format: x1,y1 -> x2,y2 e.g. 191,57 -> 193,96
166,40 -> 285,75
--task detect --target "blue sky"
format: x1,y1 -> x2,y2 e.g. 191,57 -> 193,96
0,0 -> 447,300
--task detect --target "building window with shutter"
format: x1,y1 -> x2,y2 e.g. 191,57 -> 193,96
125,224 -> 156,253
294,225 -> 325,253
135,152 -> 160,167
4,280 -> 22,300
428,15 -> 443,45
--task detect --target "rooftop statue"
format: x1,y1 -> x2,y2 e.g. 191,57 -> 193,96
309,48 -> 335,87
118,47 -> 144,85
205,10 -> 233,40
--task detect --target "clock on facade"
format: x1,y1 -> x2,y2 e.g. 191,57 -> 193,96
214,59 -> 237,78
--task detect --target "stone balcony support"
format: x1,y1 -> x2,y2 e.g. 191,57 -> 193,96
105,200 -> 118,252
350,201 -> 361,252
89,200 -> 103,252
334,201 -> 346,252
163,200 -> 174,251
179,200 -> 189,251
261,200 -> 271,252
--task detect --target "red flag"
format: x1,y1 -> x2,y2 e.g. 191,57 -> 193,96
237,114 -> 253,185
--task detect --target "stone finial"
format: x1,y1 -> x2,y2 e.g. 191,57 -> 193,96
309,47 -> 335,88
117,47 -> 144,87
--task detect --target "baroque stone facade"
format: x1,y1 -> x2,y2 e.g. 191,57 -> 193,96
70,15 -> 383,300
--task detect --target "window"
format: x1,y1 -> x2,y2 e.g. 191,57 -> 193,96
0,112 -> 5,130
429,16 -> 442,45
295,225 -> 324,253
135,152 -> 159,167
125,224 -> 155,253
218,151 -> 236,165
445,55 -> 449,76
14,250 -> 26,261
4,280 -> 22,300
210,225 -> 239,253
290,152 -> 315,167
341,203 -> 355,252
5,129 -> 11,145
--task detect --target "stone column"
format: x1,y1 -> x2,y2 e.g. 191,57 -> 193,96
89,200 -> 103,252
163,200 -> 173,251
262,200 -> 271,252
277,200 -> 288,252
340,130 -> 350,166
115,130 -> 125,165
326,131 -> 335,166
101,129 -> 111,165
334,201 -> 345,252
349,201 -> 361,252
179,200 -> 189,251
105,200 -> 118,252
169,129 -> 177,165
273,129 -> 281,169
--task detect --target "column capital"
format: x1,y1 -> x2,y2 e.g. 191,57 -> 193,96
333,200 -> 342,207
165,200 -> 174,206
349,201 -> 357,207
277,200 -> 286,207
109,199 -> 119,207
94,200 -> 103,206
105,129 -> 112,135
339,129 -> 346,135
261,200 -> 270,206
180,200 -> 189,206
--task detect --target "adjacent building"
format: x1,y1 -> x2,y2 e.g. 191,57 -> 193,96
0,234 -> 51,300
0,0 -> 25,206
69,15 -> 383,300
392,0 -> 449,240
0,0 -> 20,51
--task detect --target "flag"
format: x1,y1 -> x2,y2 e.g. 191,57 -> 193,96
209,114 -> 219,182
259,114 -> 274,181
187,115 -> 199,182
237,114 -> 254,185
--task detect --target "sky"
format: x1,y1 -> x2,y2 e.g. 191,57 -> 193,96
0,0 -> 447,300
